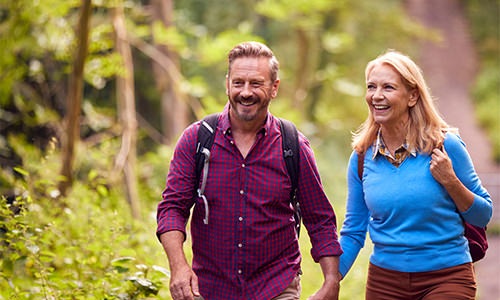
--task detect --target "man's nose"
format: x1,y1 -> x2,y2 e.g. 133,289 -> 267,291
240,83 -> 253,97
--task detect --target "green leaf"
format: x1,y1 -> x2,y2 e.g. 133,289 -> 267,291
152,265 -> 170,278
13,167 -> 29,177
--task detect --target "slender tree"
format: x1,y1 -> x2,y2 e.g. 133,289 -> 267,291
150,0 -> 189,145
112,1 -> 141,219
59,0 -> 92,196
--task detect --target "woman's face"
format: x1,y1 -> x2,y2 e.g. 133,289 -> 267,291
365,63 -> 418,130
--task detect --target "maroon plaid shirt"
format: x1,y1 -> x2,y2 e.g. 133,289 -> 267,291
157,107 -> 342,299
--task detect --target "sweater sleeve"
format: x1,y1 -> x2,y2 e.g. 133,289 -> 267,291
444,133 -> 493,227
339,151 -> 370,277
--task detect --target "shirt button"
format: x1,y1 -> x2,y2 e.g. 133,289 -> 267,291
230,141 -> 234,145
238,243 -> 242,248
238,217 -> 243,221
241,163 -> 245,168
239,190 -> 244,194
238,269 -> 242,274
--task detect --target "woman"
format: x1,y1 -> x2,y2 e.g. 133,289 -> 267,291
339,50 -> 492,299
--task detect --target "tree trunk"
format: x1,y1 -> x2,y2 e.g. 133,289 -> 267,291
112,2 -> 140,219
293,28 -> 310,112
150,0 -> 189,145
59,0 -> 92,196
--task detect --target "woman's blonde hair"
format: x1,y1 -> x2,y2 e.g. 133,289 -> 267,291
352,50 -> 457,154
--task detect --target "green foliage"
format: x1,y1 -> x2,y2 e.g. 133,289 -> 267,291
0,0 -> 84,103
465,0 -> 500,162
0,194 -> 167,299
151,22 -> 187,52
474,69 -> 500,162
0,143 -> 172,299
257,0 -> 432,136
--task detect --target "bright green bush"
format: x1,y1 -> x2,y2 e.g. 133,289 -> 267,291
0,191 -> 170,299
0,137 -> 172,299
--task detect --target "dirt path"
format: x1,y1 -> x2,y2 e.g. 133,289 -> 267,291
405,1 -> 500,299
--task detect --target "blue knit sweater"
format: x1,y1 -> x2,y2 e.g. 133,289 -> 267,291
339,133 -> 492,276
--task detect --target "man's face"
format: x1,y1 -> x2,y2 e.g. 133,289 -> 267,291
226,57 -> 279,122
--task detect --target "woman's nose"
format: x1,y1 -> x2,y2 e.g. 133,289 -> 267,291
372,89 -> 384,100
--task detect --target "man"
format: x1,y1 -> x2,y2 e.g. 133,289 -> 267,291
157,41 -> 342,300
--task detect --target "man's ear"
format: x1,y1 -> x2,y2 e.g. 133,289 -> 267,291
225,74 -> 229,95
271,79 -> 280,98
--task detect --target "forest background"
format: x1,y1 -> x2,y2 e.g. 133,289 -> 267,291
0,0 -> 498,299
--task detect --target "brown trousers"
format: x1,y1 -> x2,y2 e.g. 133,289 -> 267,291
272,274 -> 301,300
366,262 -> 476,300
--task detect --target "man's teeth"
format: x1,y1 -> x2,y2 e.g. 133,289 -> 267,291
374,105 -> 389,109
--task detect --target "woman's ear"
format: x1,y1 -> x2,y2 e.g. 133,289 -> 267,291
408,89 -> 419,107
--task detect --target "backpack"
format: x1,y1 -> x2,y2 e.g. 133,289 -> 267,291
195,113 -> 301,236
357,151 -> 488,262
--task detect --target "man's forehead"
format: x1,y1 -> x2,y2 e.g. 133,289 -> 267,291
229,57 -> 270,79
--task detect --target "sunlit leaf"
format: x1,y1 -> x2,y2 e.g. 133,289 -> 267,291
13,167 -> 29,177
152,265 -> 170,278
26,244 -> 40,255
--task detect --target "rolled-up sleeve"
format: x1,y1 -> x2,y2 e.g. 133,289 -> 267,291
298,135 -> 343,262
156,123 -> 199,240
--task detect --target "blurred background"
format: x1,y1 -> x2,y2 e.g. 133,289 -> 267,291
0,0 -> 498,299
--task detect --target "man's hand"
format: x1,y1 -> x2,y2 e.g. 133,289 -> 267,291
169,263 -> 200,300
308,279 -> 340,300
307,256 -> 341,300
160,231 -> 202,300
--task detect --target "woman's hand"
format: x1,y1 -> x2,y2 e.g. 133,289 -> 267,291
430,146 -> 474,212
429,146 -> 456,185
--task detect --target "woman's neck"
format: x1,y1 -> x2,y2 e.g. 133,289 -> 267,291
380,124 -> 408,155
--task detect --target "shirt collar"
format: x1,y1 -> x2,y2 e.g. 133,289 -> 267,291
372,128 -> 417,159
220,103 -> 270,136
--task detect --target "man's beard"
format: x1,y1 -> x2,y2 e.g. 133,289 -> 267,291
231,95 -> 262,121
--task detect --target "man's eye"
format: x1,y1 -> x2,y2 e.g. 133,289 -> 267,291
252,82 -> 263,88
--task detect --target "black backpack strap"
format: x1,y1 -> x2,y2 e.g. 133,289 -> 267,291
195,113 -> 220,183
279,118 -> 301,237
195,113 -> 220,224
